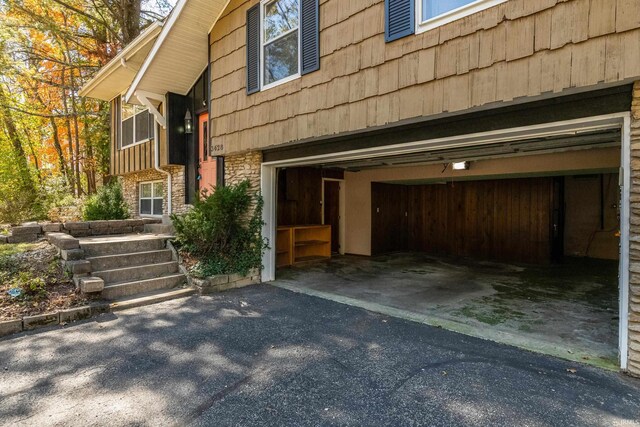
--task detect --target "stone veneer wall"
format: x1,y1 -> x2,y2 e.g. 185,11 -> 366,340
224,151 -> 262,190
629,82 -> 640,377
121,166 -> 189,217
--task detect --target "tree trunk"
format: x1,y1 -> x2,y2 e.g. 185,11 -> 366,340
0,85 -> 35,193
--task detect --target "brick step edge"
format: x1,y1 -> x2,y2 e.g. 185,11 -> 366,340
0,303 -> 111,338
0,287 -> 197,338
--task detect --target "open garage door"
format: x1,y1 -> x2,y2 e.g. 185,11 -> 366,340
262,114 -> 631,371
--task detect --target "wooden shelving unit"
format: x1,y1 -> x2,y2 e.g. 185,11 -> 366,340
276,225 -> 331,267
276,227 -> 293,268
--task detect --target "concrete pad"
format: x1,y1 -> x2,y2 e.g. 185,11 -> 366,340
272,253 -> 620,370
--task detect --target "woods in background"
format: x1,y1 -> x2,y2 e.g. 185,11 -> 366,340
0,0 -> 173,223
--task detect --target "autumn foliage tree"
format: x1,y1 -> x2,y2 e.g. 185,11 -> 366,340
0,0 -> 173,223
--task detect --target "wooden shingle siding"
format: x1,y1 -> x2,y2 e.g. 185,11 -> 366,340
209,0 -> 640,154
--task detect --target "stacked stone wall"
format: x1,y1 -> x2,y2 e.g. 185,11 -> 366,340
121,165 -> 189,217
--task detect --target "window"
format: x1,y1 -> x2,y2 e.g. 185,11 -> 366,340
139,181 -> 163,216
416,0 -> 507,33
121,97 -> 152,148
261,0 -> 300,89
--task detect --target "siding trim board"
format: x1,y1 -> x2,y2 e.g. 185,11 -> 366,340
263,85 -> 632,162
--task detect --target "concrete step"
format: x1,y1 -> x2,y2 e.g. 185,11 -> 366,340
109,287 -> 196,312
94,261 -> 179,284
87,249 -> 173,271
80,235 -> 167,257
101,273 -> 187,299
144,224 -> 175,235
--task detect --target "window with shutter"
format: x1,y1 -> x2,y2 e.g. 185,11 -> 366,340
246,0 -> 319,93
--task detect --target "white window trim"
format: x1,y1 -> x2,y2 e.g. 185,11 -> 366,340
416,0 -> 508,34
260,0 -> 302,92
120,97 -> 152,150
139,180 -> 164,217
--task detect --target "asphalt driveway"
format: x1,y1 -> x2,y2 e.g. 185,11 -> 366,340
1,285 -> 639,427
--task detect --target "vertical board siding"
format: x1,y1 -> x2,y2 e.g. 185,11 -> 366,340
371,177 -> 553,263
109,96 -> 155,176
209,0 -> 640,155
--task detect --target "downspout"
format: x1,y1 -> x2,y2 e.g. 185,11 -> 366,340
153,99 -> 172,218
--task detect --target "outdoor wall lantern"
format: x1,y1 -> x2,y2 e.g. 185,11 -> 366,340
452,161 -> 470,171
184,109 -> 193,134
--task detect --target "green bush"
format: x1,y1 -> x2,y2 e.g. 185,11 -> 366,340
82,182 -> 130,221
171,180 -> 268,276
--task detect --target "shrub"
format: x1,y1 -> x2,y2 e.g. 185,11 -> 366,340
82,181 -> 130,221
171,180 -> 268,276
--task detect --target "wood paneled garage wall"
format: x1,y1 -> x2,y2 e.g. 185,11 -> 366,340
371,177 -> 553,263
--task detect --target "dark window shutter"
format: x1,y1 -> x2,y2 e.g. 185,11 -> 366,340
301,0 -> 320,75
246,4 -> 260,94
385,0 -> 414,43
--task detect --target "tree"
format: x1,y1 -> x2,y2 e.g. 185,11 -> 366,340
0,0 -> 174,221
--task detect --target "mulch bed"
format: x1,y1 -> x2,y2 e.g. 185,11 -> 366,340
0,241 -> 92,321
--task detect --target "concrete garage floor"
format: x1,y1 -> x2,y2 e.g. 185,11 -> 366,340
273,253 -> 619,369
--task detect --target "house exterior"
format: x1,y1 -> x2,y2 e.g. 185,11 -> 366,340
81,0 -> 640,376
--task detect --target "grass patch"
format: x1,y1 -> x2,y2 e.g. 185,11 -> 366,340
0,243 -> 36,257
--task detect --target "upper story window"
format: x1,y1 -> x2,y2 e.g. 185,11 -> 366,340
262,0 -> 300,89
246,0 -> 318,94
416,0 -> 507,33
120,97 -> 152,148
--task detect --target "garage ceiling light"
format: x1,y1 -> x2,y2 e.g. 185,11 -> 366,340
452,161 -> 470,170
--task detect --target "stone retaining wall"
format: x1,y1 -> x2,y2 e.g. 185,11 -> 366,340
0,218 -> 162,244
190,269 -> 261,294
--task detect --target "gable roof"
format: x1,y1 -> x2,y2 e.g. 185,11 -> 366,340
124,0 -> 231,102
78,22 -> 163,101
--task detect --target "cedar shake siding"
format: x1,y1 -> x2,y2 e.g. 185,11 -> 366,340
209,0 -> 640,155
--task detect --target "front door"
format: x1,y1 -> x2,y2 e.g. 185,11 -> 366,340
198,113 -> 216,196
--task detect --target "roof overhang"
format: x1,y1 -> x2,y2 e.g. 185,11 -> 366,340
125,0 -> 231,103
78,22 -> 163,101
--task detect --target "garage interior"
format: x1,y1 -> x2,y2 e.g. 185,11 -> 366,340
271,128 -> 622,368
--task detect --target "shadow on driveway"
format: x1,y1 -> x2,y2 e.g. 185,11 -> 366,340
0,285 -> 639,426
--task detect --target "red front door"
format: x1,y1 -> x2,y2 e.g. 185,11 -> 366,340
198,113 -> 217,196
